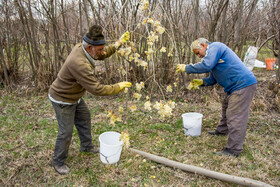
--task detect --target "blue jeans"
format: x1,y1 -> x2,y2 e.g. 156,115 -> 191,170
51,99 -> 93,166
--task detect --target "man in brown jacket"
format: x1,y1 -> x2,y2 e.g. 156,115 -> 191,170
49,25 -> 131,175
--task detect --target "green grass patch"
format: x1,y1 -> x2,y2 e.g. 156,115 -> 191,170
0,87 -> 279,186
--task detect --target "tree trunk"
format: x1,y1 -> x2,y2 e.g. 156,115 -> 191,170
208,0 -> 229,42
14,0 -> 36,77
61,0 -> 71,54
0,38 -> 10,86
218,1 -> 229,43
51,0 -> 59,78
27,0 -> 40,69
192,0 -> 199,64
237,0 -> 259,57
79,0 -> 83,40
83,0 -> 90,28
233,0 -> 244,52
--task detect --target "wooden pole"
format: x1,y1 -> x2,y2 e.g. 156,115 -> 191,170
130,148 -> 273,187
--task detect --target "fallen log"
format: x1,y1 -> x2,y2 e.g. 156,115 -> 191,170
130,148 -> 273,187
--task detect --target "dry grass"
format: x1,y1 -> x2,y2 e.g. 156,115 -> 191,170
0,68 -> 279,186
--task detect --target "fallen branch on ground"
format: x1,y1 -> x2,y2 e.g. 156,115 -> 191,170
130,148 -> 273,187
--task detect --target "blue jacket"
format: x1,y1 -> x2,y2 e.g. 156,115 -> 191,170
185,42 -> 257,95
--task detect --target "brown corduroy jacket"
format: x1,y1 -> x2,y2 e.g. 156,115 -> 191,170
49,43 -> 120,103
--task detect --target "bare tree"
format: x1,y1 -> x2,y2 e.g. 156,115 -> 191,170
206,0 -> 229,42
268,0 -> 280,85
0,0 -> 277,92
14,0 -> 37,76
0,30 -> 10,86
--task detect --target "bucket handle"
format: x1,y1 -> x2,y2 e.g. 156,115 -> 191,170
183,126 -> 193,134
100,147 -> 122,164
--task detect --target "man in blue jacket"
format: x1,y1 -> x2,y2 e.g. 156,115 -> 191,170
176,38 -> 257,157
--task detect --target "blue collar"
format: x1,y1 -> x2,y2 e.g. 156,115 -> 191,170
82,45 -> 95,66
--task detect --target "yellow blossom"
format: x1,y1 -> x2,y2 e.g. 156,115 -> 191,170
125,47 -> 132,56
148,32 -> 159,44
129,55 -> 135,61
154,101 -> 162,110
140,0 -> 149,11
187,82 -> 200,90
134,57 -> 140,63
147,54 -> 152,61
154,20 -> 160,27
119,106 -> 124,113
156,26 -> 165,34
144,101 -> 152,111
134,53 -> 140,58
167,100 -> 176,109
118,47 -> 132,56
133,92 -> 142,100
118,48 -> 126,56
168,52 -> 173,57
110,114 -> 117,126
109,112 -> 122,126
119,131 -> 130,149
130,105 -> 137,112
107,110 -> 113,117
116,116 -> 122,122
160,47 -> 166,53
158,104 -> 172,119
145,48 -> 154,55
147,18 -> 154,24
138,60 -> 148,68
153,101 -> 175,119
124,88 -> 128,93
167,85 -> 172,92
136,82 -> 145,92
146,96 -> 150,100
142,19 -> 147,25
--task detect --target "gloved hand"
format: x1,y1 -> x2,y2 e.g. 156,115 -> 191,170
118,81 -> 132,91
187,79 -> 203,90
192,79 -> 203,86
120,31 -> 130,44
176,64 -> 186,73
115,31 -> 130,48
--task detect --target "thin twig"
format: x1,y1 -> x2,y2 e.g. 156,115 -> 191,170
20,140 -> 44,174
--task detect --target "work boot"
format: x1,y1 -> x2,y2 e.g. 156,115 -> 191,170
53,164 -> 70,175
208,130 -> 227,136
82,147 -> 99,153
213,148 -> 239,157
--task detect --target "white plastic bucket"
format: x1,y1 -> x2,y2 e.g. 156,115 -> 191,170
99,131 -> 123,164
182,113 -> 203,136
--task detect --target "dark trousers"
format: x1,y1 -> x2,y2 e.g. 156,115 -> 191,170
51,99 -> 93,166
216,84 -> 257,154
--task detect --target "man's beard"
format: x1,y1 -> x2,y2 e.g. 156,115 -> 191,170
92,53 -> 103,60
